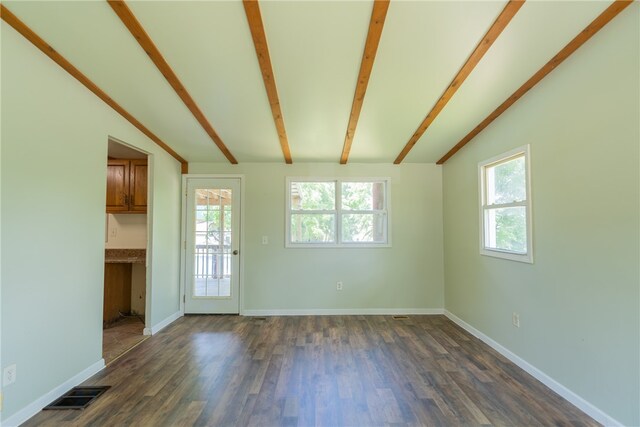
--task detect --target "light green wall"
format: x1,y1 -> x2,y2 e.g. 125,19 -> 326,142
189,163 -> 444,311
0,24 -> 182,421
147,152 -> 182,327
442,5 -> 639,425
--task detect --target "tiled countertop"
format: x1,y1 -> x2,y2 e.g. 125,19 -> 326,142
105,249 -> 146,264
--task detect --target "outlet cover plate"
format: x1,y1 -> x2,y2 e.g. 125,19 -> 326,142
3,364 -> 16,386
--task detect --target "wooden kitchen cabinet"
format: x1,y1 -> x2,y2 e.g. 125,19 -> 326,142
128,160 -> 147,212
106,159 -> 147,213
103,263 -> 132,326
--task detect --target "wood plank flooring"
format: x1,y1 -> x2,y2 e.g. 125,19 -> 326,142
24,315 -> 599,426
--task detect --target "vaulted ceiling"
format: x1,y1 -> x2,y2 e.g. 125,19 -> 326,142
1,0 -> 632,166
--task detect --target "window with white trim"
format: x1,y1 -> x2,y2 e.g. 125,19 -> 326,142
479,146 -> 532,263
286,178 -> 390,247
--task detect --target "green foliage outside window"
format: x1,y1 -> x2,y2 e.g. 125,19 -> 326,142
196,205 -> 231,245
486,156 -> 527,253
290,181 -> 386,244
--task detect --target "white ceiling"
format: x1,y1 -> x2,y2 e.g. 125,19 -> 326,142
3,0 -> 630,164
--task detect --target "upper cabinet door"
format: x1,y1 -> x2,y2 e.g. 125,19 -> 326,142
129,160 -> 148,213
106,160 -> 130,212
106,159 -> 147,213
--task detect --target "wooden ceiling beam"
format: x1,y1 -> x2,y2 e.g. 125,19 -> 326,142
243,0 -> 293,164
0,4 -> 188,171
340,0 -> 390,165
394,0 -> 524,164
107,0 -> 238,165
437,0 -> 633,165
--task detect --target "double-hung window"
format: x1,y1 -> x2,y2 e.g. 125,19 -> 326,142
286,178 -> 390,247
479,145 -> 532,263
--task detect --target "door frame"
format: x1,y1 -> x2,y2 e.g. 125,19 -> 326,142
106,136 -> 154,334
180,174 -> 245,315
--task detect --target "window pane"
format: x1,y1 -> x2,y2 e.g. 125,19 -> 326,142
290,214 -> 335,243
291,182 -> 335,210
484,207 -> 527,253
223,205 -> 232,231
486,156 -> 525,205
342,182 -> 385,210
342,213 -> 385,243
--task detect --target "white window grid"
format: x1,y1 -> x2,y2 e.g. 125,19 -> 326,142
478,145 -> 533,263
286,177 -> 391,248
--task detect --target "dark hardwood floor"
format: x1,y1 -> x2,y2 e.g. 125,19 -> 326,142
25,315 -> 598,426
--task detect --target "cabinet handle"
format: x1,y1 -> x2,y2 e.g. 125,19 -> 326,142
124,194 -> 129,206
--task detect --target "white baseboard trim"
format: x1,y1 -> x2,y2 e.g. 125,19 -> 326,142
143,310 -> 182,336
3,359 -> 105,427
242,308 -> 444,316
444,310 -> 622,427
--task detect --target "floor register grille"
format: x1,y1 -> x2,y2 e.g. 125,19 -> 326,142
43,386 -> 110,410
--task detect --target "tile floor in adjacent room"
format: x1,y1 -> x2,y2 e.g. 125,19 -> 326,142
102,315 -> 147,365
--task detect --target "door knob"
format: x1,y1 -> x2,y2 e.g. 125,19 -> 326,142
232,250 -> 239,255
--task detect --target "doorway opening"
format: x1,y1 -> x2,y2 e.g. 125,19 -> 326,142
103,139 -> 150,364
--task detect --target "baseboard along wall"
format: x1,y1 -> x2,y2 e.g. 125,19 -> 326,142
5,311 -> 186,425
3,359 -> 105,427
143,311 -> 183,336
241,308 -> 445,316
443,310 -> 623,427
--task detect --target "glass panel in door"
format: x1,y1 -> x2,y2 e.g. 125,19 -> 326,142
185,178 -> 240,314
194,189 -> 232,297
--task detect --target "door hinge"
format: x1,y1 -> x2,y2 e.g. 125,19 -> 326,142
183,240 -> 186,249
183,295 -> 186,303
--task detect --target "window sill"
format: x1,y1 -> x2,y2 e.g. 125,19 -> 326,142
286,242 -> 391,249
480,248 -> 533,264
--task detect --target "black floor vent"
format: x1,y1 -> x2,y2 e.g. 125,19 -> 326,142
392,315 -> 409,320
43,386 -> 110,410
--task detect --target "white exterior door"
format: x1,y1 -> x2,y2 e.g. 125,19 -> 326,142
184,178 -> 240,313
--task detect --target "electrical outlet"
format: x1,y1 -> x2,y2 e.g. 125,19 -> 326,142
512,312 -> 520,328
336,281 -> 343,291
3,364 -> 16,386
110,228 -> 117,238
262,236 -> 268,245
